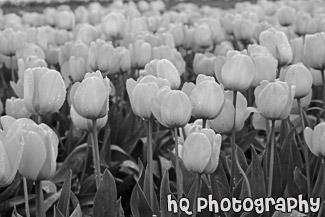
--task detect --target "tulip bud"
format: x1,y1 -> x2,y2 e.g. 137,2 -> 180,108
219,52 -> 255,92
311,68 -> 323,86
193,23 -> 213,49
283,63 -> 313,99
295,12 -> 318,36
101,12 -> 126,41
152,86 -> 192,128
74,24 -> 100,45
183,74 -> 225,119
23,67 -> 66,116
182,129 -> 221,174
289,37 -> 305,64
277,6 -> 296,26
0,28 -> 26,56
214,41 -> 234,56
126,77 -> 160,120
233,17 -> 256,42
55,10 -> 75,30
9,118 -> 58,181
71,71 -> 111,120
141,59 -> 181,89
304,33 -> 325,70
193,53 -> 216,76
169,23 -> 185,47
208,91 -> 251,134
129,39 -> 152,69
259,27 -> 293,67
71,106 -> 107,132
304,122 -> 325,157
291,90 -> 312,114
5,97 -> 32,119
96,43 -> 120,75
254,80 -> 295,120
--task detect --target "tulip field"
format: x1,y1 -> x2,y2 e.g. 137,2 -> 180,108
2,0 -> 325,216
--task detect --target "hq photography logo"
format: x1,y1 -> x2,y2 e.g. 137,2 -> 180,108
166,194 -> 321,215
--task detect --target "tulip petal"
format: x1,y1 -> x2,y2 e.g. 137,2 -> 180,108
204,134 -> 222,174
19,131 -> 47,180
0,140 -> 12,187
23,68 -> 37,114
39,70 -> 66,115
0,115 -> 16,132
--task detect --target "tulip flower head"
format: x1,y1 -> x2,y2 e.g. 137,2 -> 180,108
182,74 -> 225,120
304,122 -> 325,158
0,28 -> 27,56
182,129 -> 221,174
152,86 -> 192,128
23,67 -> 66,116
71,71 -> 111,120
101,12 -> 126,41
5,97 -> 32,119
254,80 -> 295,120
304,32 -> 325,70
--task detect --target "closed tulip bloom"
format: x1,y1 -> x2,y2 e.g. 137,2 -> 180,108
96,43 -> 120,74
152,87 -> 192,128
193,23 -> 213,49
220,53 -> 255,92
208,91 -> 251,134
72,71 -> 110,120
74,24 -> 100,45
233,18 -> 256,42
129,39 -> 152,69
283,63 -> 313,99
183,74 -> 225,119
116,47 -> 131,73
101,12 -> 126,41
71,106 -> 107,132
259,27 -> 293,67
193,53 -> 216,76
55,10 -> 75,30
0,117 -> 25,187
169,23 -> 185,47
0,28 -> 27,56
24,67 -> 66,116
182,129 -> 221,174
141,59 -> 181,89
61,56 -> 87,86
304,33 -> 325,70
255,80 -> 295,120
5,97 -> 32,119
311,69 -> 323,86
289,37 -> 305,64
304,122 -> 325,157
126,77 -> 160,120
248,44 -> 277,87
291,90 -> 312,114
294,12 -> 318,36
10,118 -> 58,181
277,6 -> 296,26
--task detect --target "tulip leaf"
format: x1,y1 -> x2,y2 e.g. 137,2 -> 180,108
248,146 -> 266,199
51,143 -> 88,183
160,170 -> 178,217
130,183 -> 153,217
237,130 -> 258,152
211,154 -> 229,204
216,181 -> 233,217
0,175 -> 21,202
312,162 -> 325,199
272,143 -> 282,198
70,204 -> 82,217
57,170 -> 72,217
117,197 -> 125,217
11,206 -> 22,217
54,206 -> 65,217
143,166 -> 159,215
44,191 -> 61,212
93,169 -> 118,217
293,167 -> 307,195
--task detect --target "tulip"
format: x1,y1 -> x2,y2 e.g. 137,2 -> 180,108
116,47 -> 131,73
214,41 -> 234,56
294,12 -> 318,36
0,116 -> 25,187
129,39 -> 152,69
193,23 -> 213,49
254,80 -> 295,120
96,43 -> 120,74
55,10 -> 75,30
289,37 -> 305,64
71,71 -> 111,120
0,28 -> 27,56
141,59 -> 181,89
259,27 -> 293,67
291,90 -> 312,115
277,6 -> 296,26
208,91 -> 251,134
283,63 -> 313,99
183,25 -> 195,50
182,129 -> 221,174
247,44 -> 277,87
152,86 -> 192,128
23,67 -> 66,116
304,32 -> 325,70
311,69 -> 323,86
168,23 -> 185,47
193,53 -> 216,76
74,24 -> 100,45
5,97 -> 32,119
101,12 -> 126,41
61,56 -> 87,86
233,17 -> 256,42
183,74 -> 225,119
304,122 -> 325,158
219,52 -> 255,92
71,106 -> 107,132
7,118 -> 58,181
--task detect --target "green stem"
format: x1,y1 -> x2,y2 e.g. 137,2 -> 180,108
192,174 -> 202,217
298,98 -> 311,200
146,119 -> 154,209
23,177 -> 30,217
91,119 -> 101,189
321,69 -> 325,119
267,120 -> 275,197
35,181 -> 45,217
80,134 -> 91,183
202,119 -> 206,128
10,55 -> 16,82
174,127 -> 182,202
230,90 -> 238,192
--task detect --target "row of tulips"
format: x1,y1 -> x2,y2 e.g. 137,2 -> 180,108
1,0 -> 325,216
